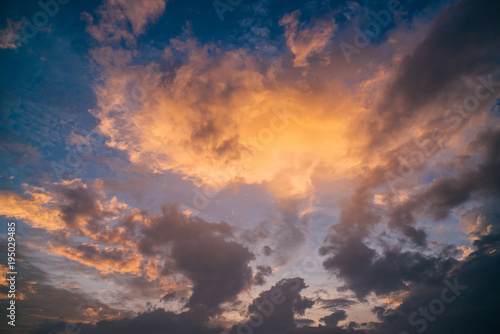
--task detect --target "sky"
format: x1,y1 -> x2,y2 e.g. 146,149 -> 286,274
0,0 -> 499,333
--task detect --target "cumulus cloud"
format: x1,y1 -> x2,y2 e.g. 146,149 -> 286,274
370,232 -> 500,334
372,0 -> 500,138
82,0 -> 166,45
279,10 -> 336,67
0,176 -> 257,317
319,125 -> 500,300
0,19 -> 22,49
254,265 -> 273,286
320,310 -> 347,327
321,240 -> 458,300
0,185 -> 65,230
48,242 -> 142,274
171,232 -> 255,318
0,180 -> 127,234
91,34 -> 375,197
3,0 -> 500,332
229,277 -> 314,334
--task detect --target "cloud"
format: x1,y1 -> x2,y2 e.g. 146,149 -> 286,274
321,237 -> 458,300
90,46 -> 134,69
383,126 -> 500,244
0,186 -> 65,230
2,0 -> 500,332
254,265 -> 273,286
0,180 -> 127,234
316,298 -> 358,311
171,233 -> 255,318
279,10 -> 336,67
320,310 -> 347,327
33,309 -> 224,334
262,245 -> 274,256
372,0 -> 500,137
270,199 -> 309,266
318,117 -> 500,299
117,205 -> 255,318
459,201 -> 500,240
82,0 -> 167,45
0,19 -> 22,49
370,232 -> 500,334
91,34 -> 374,197
48,242 -> 142,274
0,177 -> 257,317
230,277 -> 314,334
0,247 -> 126,331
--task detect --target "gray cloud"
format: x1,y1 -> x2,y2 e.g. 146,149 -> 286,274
317,298 -> 358,311
230,277 -> 314,334
254,265 -> 273,286
373,0 -> 500,137
320,310 -> 347,327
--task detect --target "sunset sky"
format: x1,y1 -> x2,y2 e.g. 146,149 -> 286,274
0,0 -> 499,333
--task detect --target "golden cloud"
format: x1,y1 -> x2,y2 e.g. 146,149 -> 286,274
92,39 -> 379,197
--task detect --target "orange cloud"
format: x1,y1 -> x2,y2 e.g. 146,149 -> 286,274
0,19 -> 23,49
280,10 -> 337,67
48,242 -> 142,274
82,0 -> 166,45
0,180 -> 128,235
0,185 -> 65,230
92,38 -> 375,197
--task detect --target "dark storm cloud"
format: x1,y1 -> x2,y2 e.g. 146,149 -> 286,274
133,205 -> 255,318
172,234 -> 255,317
374,0 -> 500,135
321,126 -> 500,300
316,298 -> 358,311
262,245 -> 274,256
321,239 -> 457,300
370,232 -> 500,334
33,309 -> 224,334
229,277 -> 314,334
385,127 -> 500,243
32,308 -> 367,334
254,265 -> 273,286
160,292 -> 176,302
254,235 -> 500,334
135,204 -> 233,256
320,310 -> 347,327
